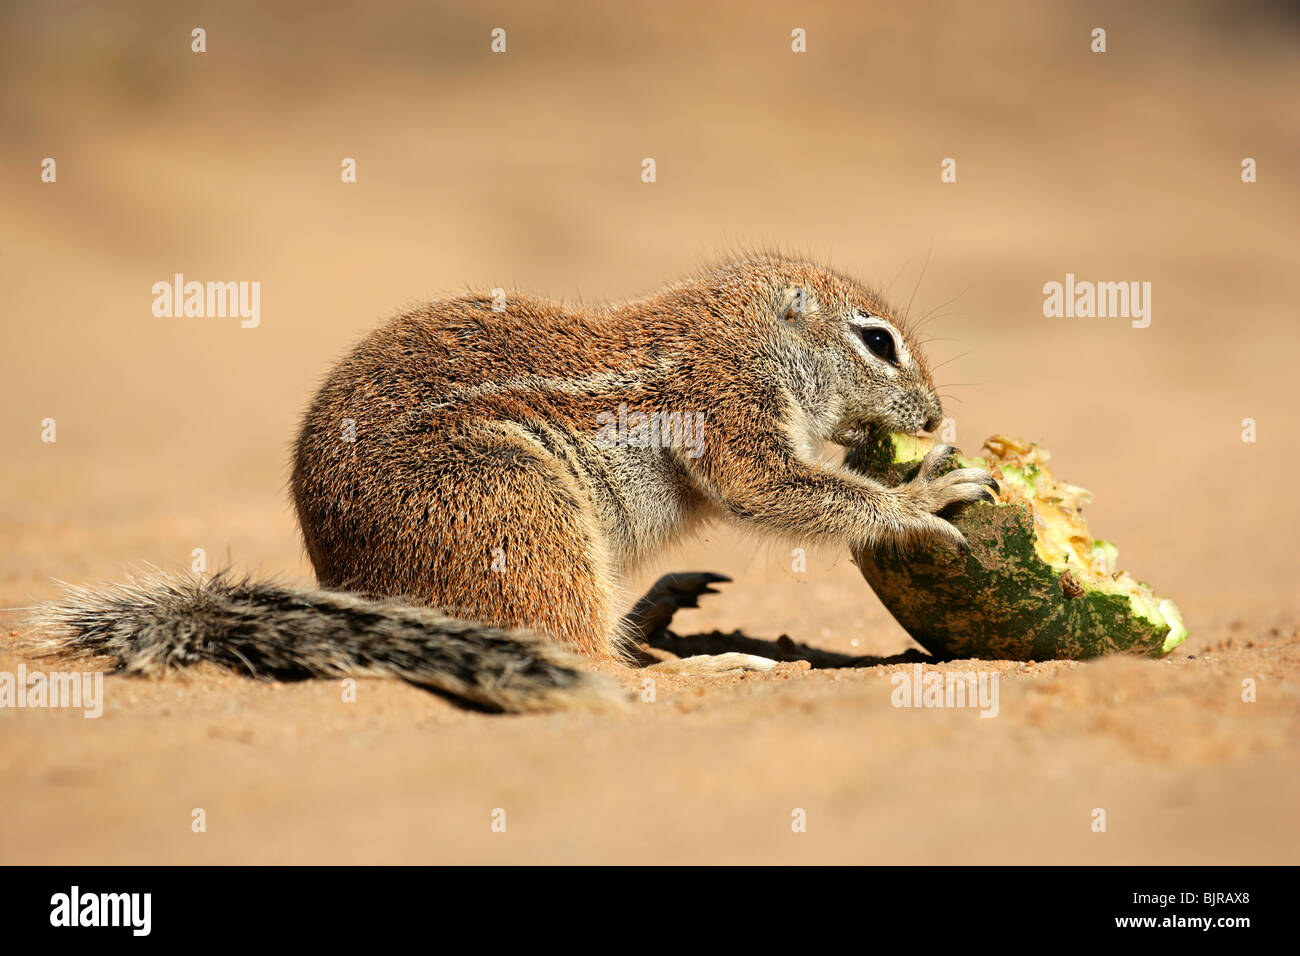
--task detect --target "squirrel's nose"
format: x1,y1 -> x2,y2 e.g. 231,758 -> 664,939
923,403 -> 943,432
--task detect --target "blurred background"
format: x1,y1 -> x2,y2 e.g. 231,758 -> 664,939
1,1 -> 1297,864
3,0 -> 1297,627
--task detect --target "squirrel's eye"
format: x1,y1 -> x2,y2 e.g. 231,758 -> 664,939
861,327 -> 898,364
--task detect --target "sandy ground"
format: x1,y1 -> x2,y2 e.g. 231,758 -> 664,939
1,1 -> 1298,864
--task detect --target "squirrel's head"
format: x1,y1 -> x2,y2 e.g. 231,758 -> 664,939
750,260 -> 944,444
678,256 -> 944,444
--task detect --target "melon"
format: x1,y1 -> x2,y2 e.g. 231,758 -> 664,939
845,431 -> 1188,660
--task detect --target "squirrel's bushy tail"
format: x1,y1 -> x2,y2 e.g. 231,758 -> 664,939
29,573 -> 625,713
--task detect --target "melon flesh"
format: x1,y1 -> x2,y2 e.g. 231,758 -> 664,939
846,432 -> 1188,661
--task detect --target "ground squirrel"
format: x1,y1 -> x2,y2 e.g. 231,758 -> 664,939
34,254 -> 997,712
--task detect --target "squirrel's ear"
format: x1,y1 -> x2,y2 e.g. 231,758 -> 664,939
779,287 -> 811,322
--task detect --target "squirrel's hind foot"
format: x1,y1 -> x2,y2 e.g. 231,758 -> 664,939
622,571 -> 731,644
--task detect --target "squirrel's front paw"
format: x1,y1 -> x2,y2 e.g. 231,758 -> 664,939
897,444 -> 999,547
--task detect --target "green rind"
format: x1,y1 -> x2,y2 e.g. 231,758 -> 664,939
845,432 -> 1186,661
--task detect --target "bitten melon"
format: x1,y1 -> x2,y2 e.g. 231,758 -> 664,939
845,431 -> 1188,660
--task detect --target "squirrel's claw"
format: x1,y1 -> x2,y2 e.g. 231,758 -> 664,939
623,572 -> 731,641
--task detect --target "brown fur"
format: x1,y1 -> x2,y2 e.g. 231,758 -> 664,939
291,254 -> 994,661
32,255 -> 994,712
